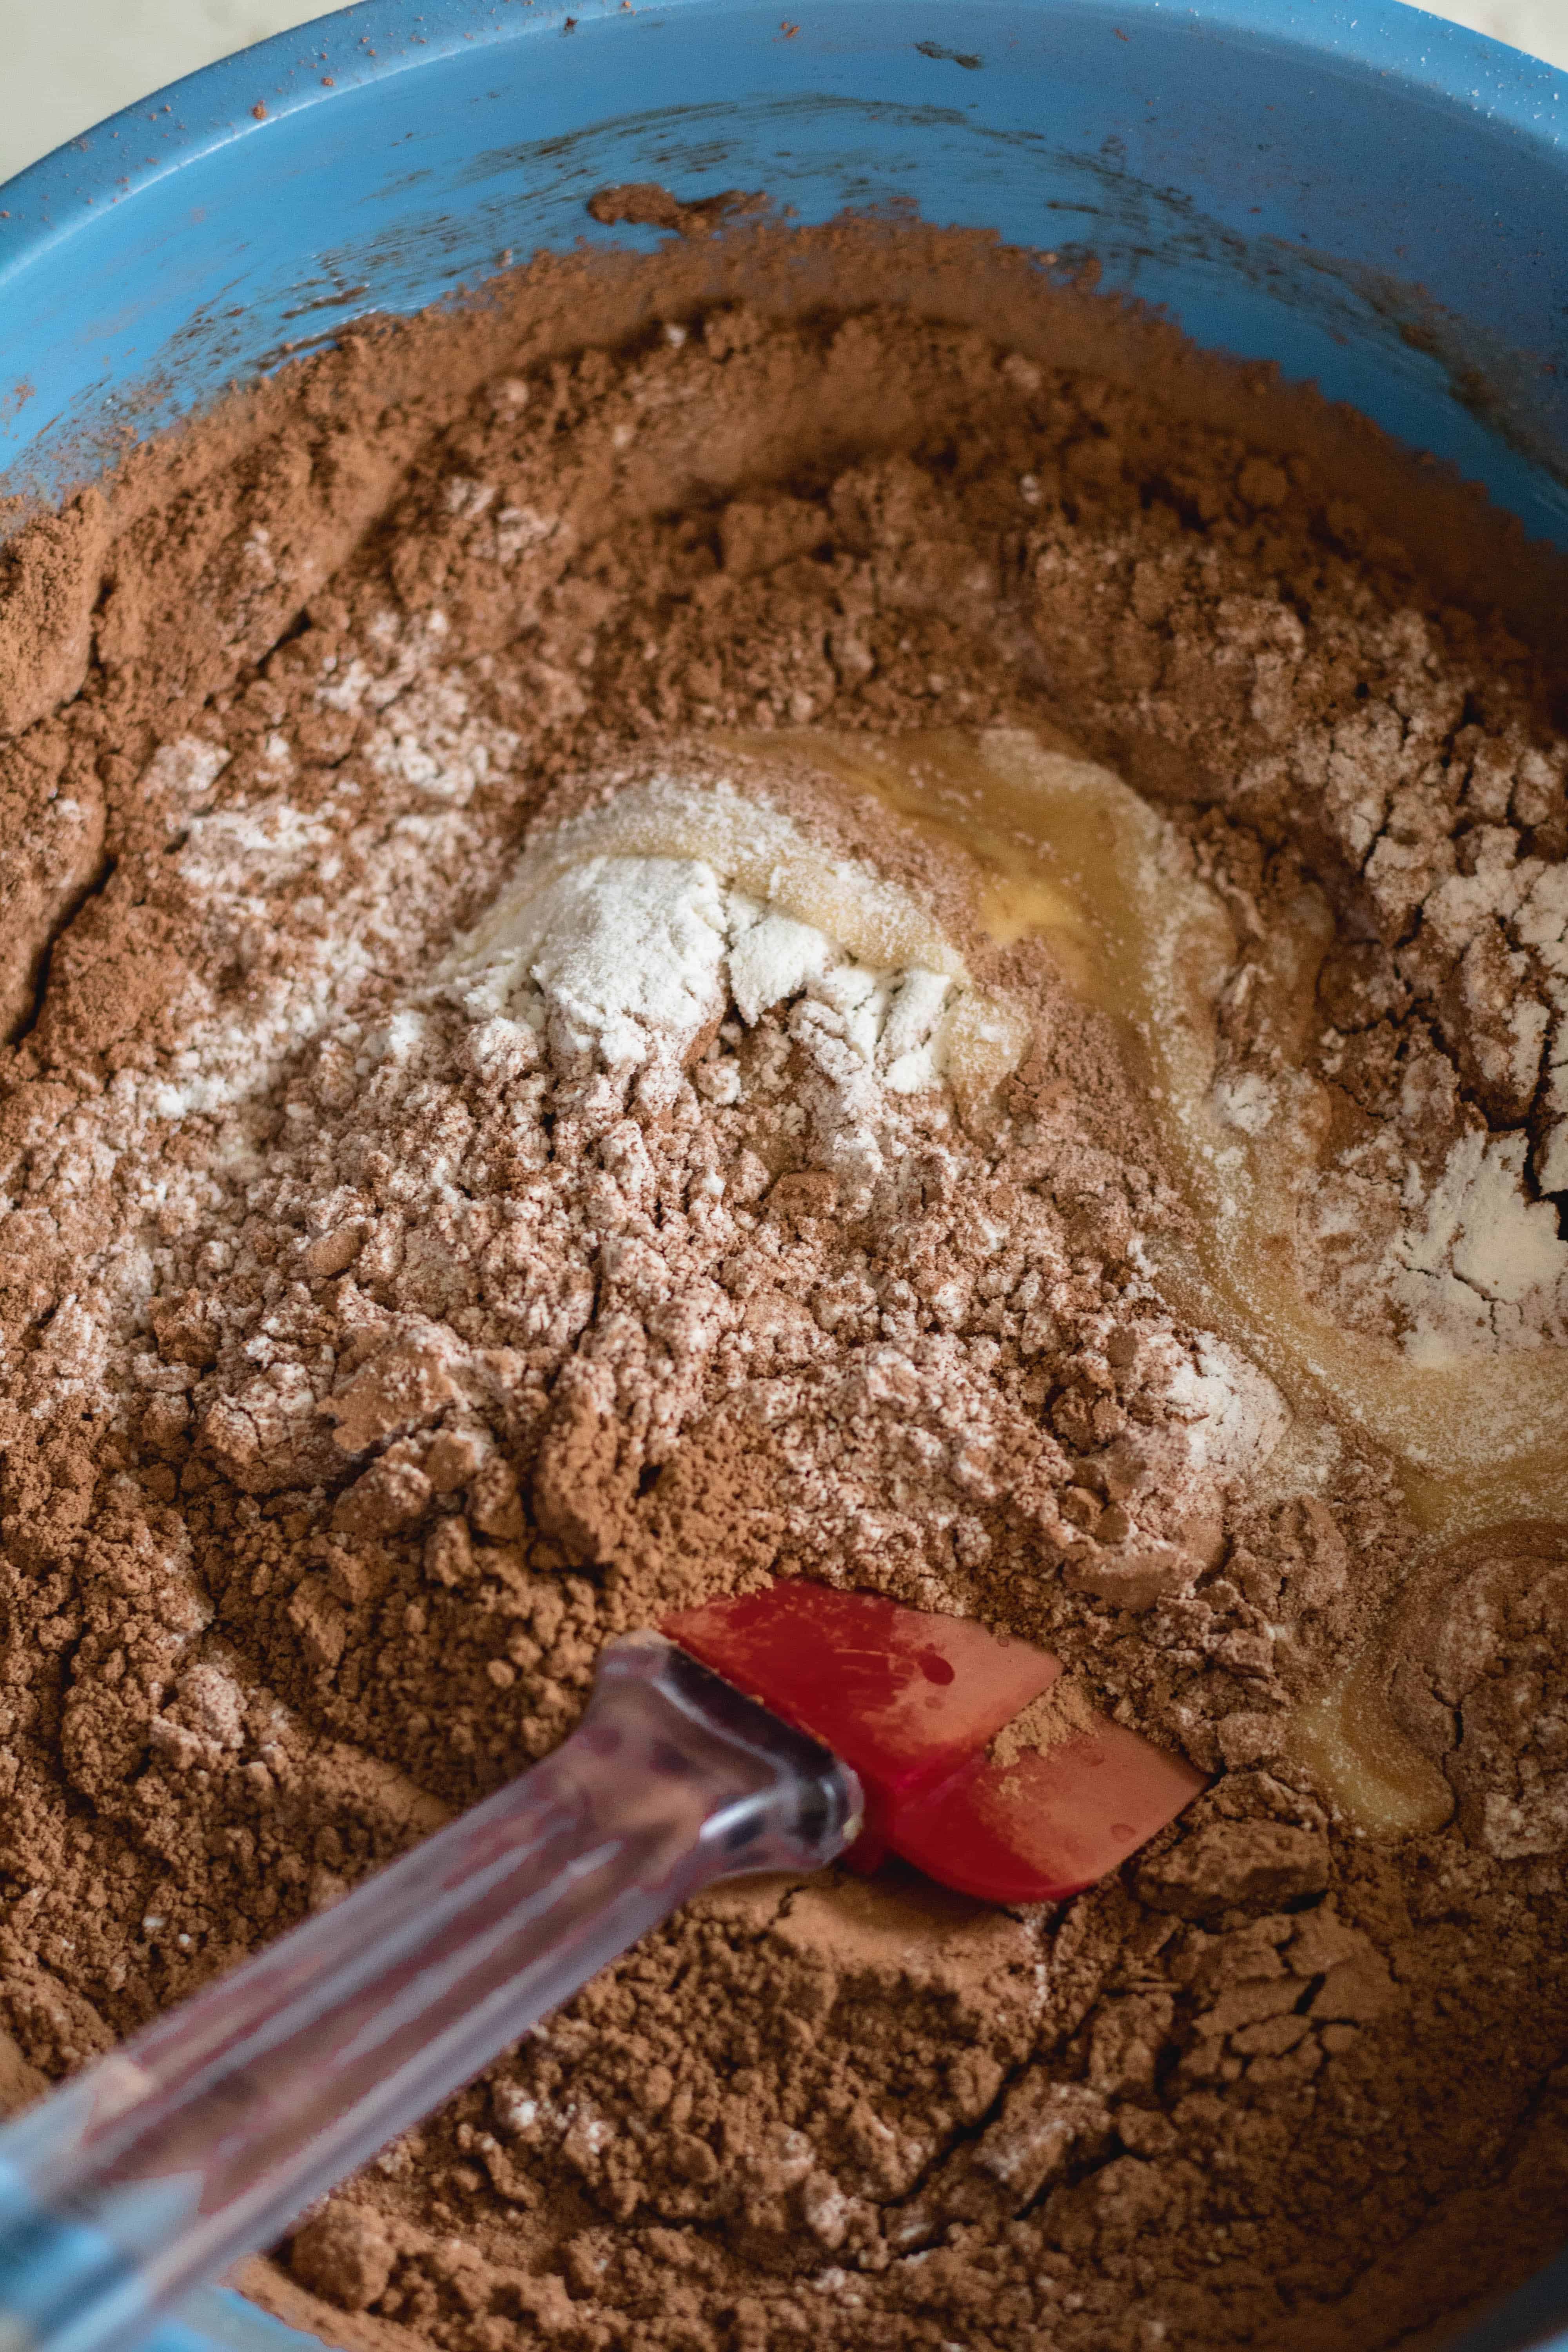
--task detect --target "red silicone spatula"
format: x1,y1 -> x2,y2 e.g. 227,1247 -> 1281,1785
0,1585 -> 1201,2352
662,1582 -> 1063,1864
889,1719 -> 1210,1903
666,1581 -> 1206,1901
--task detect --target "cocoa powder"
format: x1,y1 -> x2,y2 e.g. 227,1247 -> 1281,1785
0,220 -> 1566,2352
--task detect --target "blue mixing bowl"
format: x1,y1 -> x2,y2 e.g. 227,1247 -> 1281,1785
2,0 -> 1568,539
2,2 -> 1566,2348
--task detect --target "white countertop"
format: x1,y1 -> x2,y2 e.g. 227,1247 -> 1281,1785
0,0 -> 1564,191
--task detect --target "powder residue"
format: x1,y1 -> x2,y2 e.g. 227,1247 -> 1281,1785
988,1675 -> 1100,1768
0,236 -> 1566,2352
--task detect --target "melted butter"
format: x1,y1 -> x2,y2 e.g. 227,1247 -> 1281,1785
741,724 -> 1568,1837
1288,1652 -> 1453,1839
773,724 -> 1568,1529
776,722 -> 1151,1018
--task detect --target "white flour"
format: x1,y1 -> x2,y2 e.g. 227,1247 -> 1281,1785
436,793 -> 996,1124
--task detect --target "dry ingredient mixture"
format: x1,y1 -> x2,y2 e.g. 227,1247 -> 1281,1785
2,220 -> 1568,2352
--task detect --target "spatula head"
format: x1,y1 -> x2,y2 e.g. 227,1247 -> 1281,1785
664,1583 -> 1059,1855
663,1581 -> 1205,1902
890,1719 -> 1209,1904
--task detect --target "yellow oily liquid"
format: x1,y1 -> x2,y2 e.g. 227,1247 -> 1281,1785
1289,1656 -> 1452,1840
749,724 -> 1568,1838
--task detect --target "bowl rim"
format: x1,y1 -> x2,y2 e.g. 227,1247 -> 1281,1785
0,0 -> 1564,275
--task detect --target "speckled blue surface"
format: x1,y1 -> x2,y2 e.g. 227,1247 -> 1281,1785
1,4 -> 1567,2348
1,0 -> 1567,537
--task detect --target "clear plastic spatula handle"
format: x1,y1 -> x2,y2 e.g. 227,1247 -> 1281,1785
0,1635 -> 860,2352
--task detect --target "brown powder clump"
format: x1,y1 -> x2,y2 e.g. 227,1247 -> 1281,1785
987,1677 -> 1100,1769
1,222 -> 1567,2352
